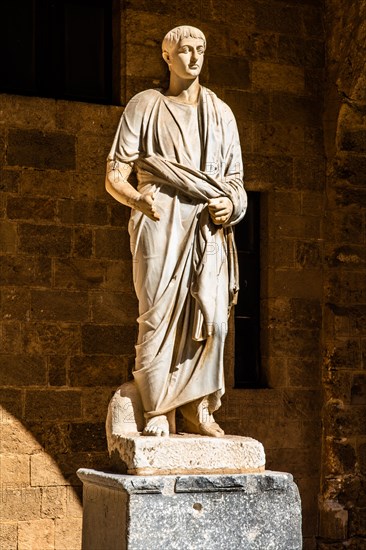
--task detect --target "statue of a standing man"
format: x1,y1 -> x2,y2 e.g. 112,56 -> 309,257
105,26 -> 247,438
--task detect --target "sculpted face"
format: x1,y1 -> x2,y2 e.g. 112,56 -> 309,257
165,37 -> 205,80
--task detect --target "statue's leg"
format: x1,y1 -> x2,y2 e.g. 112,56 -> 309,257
179,397 -> 225,437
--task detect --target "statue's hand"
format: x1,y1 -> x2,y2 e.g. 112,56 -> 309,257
134,192 -> 160,221
208,197 -> 233,225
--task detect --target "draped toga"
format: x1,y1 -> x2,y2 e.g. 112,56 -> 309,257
108,87 -> 247,419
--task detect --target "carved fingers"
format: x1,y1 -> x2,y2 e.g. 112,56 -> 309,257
135,192 -> 160,221
208,197 -> 233,225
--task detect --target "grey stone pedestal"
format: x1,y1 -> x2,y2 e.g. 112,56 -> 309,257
77,468 -> 302,550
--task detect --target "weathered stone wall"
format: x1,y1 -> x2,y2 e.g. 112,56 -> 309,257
319,1 -> 366,547
0,1 -> 326,548
0,97 -> 128,548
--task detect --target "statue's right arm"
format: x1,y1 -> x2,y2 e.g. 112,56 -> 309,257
105,160 -> 160,221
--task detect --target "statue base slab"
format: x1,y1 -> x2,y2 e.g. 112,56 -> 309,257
107,433 -> 265,475
77,468 -> 302,550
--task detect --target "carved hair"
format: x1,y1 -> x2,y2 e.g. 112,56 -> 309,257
162,25 -> 206,54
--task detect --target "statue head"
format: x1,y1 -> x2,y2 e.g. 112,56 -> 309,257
162,26 -> 206,56
162,26 -> 206,80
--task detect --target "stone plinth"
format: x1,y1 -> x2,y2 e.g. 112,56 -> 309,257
77,468 -> 302,550
108,433 -> 265,475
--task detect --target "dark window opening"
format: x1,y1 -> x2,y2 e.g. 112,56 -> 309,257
234,191 -> 261,388
0,0 -> 114,104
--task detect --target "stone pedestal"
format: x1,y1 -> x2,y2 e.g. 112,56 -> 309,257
108,433 -> 266,475
77,468 -> 302,550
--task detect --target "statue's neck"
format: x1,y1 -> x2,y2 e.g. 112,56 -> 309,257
165,77 -> 201,105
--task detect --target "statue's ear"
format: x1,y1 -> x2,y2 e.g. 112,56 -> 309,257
162,51 -> 170,66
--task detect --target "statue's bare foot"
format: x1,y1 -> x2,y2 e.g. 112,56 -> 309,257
179,398 -> 225,437
183,418 -> 225,438
198,421 -> 225,437
143,415 -> 169,437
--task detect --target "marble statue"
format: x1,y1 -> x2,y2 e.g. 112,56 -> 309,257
105,25 -> 247,438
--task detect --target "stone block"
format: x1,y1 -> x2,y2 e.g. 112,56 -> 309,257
228,30 -> 278,61
254,2 -> 302,34
69,422 -> 107,453
254,124 -> 304,156
0,256 -> 51,286
1,486 -> 41,521
58,199 -> 108,225
125,43 -> 166,80
72,173 -> 106,200
110,202 -> 131,228
0,221 -> 17,253
225,90 -> 270,122
1,288 -> 31,321
0,355 -> 46,386
18,224 -> 72,257
278,37 -> 325,68
41,486 -> 67,519
324,437 -> 357,476
22,322 -> 80,355
20,169 -> 72,198
7,129 -> 76,170
283,390 -> 322,420
0,389 -> 23,422
56,100 -> 121,135
0,169 -> 20,192
72,228 -> 93,258
322,368 -> 352,403
90,292 -> 138,324
95,227 -> 131,260
48,356 -> 68,386
7,197 -> 56,222
18,519 -> 55,550
349,507 -> 366,536
340,130 -> 366,153
104,261 -> 134,291
55,517 -> 82,550
358,442 -> 366,475
268,268 -> 323,299
294,156 -> 326,190
295,240 -> 322,267
252,62 -> 304,93
268,447 -> 320,478
319,500 -> 348,540
0,454 -> 30,486
288,357 -> 321,387
325,209 -> 364,244
0,95 -> 57,129
78,469 -> 302,550
0,522 -> 17,550
270,327 -> 320,358
244,154 -> 293,188
109,434 -> 265,476
81,324 -> 136,355
65,485 -> 83,517
208,56 -> 250,89
303,6 -> 325,38
69,355 -> 130,387
0,322 -> 23,354
30,290 -> 89,322
25,390 -> 82,421
54,259 -> 104,289
82,388 -> 115,421
351,374 -> 366,405
0,418 -> 43,454
272,94 -> 321,126
323,402 -> 366,438
269,297 -> 322,330
30,453 -> 69,487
